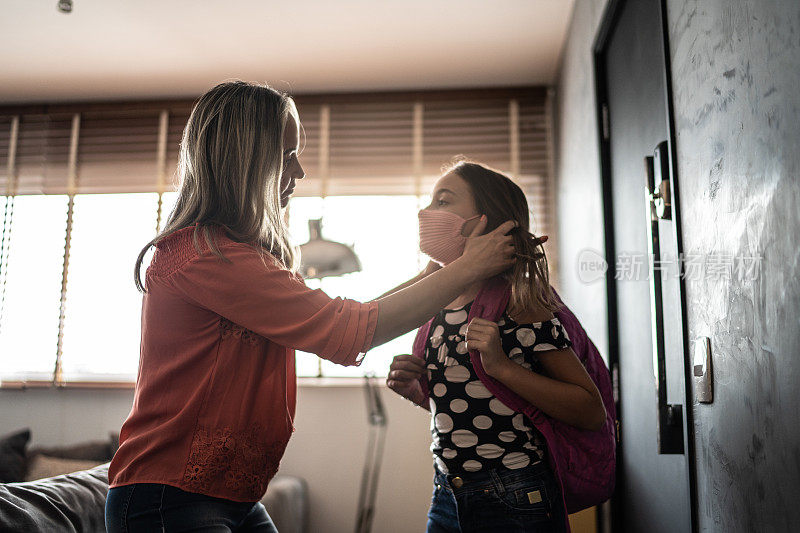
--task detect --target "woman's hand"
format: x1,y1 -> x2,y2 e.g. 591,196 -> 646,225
386,355 -> 428,409
465,318 -> 513,378
370,219 -> 513,348
456,217 -> 517,282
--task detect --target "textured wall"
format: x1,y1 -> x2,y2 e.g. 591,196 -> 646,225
556,0 -> 800,531
554,0 -> 610,360
666,1 -> 800,531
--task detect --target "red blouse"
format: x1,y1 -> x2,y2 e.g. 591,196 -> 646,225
108,226 -> 378,502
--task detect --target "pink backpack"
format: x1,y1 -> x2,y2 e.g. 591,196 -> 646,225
412,277 -> 617,519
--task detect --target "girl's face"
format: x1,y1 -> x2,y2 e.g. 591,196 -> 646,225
425,172 -> 483,236
279,116 -> 304,208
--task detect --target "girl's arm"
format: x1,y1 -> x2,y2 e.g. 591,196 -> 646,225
465,318 -> 606,431
368,219 -> 516,348
386,354 -> 430,410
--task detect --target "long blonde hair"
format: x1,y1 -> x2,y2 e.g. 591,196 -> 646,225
446,159 -> 560,316
135,81 -> 299,292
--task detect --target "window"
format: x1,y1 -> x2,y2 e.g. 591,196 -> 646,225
288,195 -> 429,377
0,193 -> 430,381
0,195 -> 68,379
59,193 -> 159,380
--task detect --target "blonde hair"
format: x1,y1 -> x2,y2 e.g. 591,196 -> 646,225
135,80 -> 299,292
444,158 -> 560,316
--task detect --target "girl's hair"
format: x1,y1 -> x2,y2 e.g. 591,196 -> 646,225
445,158 -> 560,316
134,80 -> 299,292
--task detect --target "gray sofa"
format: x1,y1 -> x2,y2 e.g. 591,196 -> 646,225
0,464 -> 308,533
0,463 -> 110,532
0,429 -> 307,533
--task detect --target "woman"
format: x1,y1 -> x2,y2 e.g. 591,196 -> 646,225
105,82 -> 516,532
386,160 -> 607,533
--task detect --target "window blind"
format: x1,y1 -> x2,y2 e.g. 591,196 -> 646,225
289,93 -> 549,199
0,89 -> 549,196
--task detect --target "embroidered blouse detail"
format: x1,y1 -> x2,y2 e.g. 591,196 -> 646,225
182,425 -> 285,501
220,317 -> 266,347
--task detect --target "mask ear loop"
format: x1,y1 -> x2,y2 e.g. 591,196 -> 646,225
460,214 -> 484,236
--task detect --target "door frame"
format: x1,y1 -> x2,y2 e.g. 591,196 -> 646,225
591,0 -> 698,531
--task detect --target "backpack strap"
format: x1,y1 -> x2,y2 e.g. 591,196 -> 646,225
466,276 -> 512,389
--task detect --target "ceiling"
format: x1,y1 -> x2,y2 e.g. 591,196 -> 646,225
0,0 -> 575,104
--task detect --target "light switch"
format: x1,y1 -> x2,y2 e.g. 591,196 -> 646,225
693,337 -> 713,403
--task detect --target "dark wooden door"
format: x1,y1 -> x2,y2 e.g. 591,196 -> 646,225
594,1 -> 697,531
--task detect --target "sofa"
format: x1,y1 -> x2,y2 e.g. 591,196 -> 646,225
0,428 -> 308,533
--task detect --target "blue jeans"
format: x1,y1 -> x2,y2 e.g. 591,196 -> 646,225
105,483 -> 278,532
426,461 -> 567,533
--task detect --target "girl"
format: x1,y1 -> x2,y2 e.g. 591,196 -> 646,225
387,160 -> 607,533
105,82 -> 517,532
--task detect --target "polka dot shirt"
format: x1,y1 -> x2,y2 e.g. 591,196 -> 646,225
426,301 -> 572,475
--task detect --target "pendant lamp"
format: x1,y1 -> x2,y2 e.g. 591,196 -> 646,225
298,218 -> 361,279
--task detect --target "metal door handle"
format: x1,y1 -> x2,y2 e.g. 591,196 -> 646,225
647,176 -> 672,220
644,141 -> 684,455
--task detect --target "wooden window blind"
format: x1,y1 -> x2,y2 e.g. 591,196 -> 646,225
0,89 -> 550,198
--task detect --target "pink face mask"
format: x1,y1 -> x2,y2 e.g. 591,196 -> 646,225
418,209 -> 481,265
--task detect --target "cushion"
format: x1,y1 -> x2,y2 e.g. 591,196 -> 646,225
30,432 -> 119,462
109,432 -> 120,456
24,454 -> 103,482
0,428 -> 30,482
0,462 -> 109,533
260,475 -> 308,533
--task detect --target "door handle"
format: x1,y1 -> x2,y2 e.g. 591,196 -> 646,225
646,166 -> 671,220
644,141 -> 684,455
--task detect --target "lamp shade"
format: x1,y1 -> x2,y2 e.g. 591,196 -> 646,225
298,219 -> 361,279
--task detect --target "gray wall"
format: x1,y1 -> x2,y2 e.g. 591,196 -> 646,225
554,0 -> 610,360
556,0 -> 800,531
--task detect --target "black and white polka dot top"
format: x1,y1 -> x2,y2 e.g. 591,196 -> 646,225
426,300 -> 573,475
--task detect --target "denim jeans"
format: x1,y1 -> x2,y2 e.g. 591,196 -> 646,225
426,461 -> 567,533
105,483 -> 278,532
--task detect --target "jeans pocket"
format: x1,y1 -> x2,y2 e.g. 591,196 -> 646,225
431,483 -> 440,503
431,477 -> 451,502
490,477 -> 552,517
122,484 -> 137,531
105,485 -> 136,533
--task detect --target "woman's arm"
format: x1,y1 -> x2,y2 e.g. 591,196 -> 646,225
368,218 -> 516,348
168,219 -> 512,366
465,318 -> 606,431
376,261 -> 441,299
